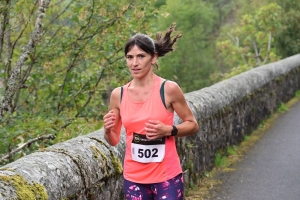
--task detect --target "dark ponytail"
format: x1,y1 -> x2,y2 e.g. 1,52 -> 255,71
124,24 -> 182,68
155,24 -> 182,57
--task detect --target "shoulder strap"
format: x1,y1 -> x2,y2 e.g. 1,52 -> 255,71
121,81 -> 166,106
120,86 -> 124,103
160,80 -> 167,109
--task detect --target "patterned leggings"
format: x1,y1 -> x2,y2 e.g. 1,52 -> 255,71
123,173 -> 184,200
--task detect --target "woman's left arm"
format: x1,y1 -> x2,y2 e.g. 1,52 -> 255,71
165,81 -> 199,137
144,81 -> 199,140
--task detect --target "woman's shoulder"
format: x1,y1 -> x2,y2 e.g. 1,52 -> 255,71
157,75 -> 178,87
111,80 -> 131,95
163,79 -> 181,93
111,80 -> 132,103
157,76 -> 182,96
110,87 -> 123,101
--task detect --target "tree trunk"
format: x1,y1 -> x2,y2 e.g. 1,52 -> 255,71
0,0 -> 51,124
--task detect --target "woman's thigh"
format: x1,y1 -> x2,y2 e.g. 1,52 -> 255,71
124,178 -> 153,200
123,173 -> 184,200
153,173 -> 184,200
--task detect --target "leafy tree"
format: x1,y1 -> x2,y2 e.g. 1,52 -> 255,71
154,0 -> 167,8
0,0 -> 158,165
213,3 -> 282,81
273,0 -> 300,57
208,0 -> 234,27
154,0 -> 219,92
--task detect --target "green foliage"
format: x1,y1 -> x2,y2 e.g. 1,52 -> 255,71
1,0 -> 299,166
243,135 -> 250,141
295,90 -> 300,98
211,0 -> 300,82
215,145 -> 238,167
154,0 -> 167,8
0,0 -> 158,165
214,152 -> 226,167
0,111 -> 101,165
273,0 -> 300,57
185,141 -> 195,149
213,3 -> 283,81
277,103 -> 289,113
227,145 -> 238,156
154,0 -> 220,92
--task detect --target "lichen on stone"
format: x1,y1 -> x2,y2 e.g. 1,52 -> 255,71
90,146 -> 108,161
0,168 -> 15,172
0,174 -> 48,200
90,146 -> 123,175
110,155 -> 123,175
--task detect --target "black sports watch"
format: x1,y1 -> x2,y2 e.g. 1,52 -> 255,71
171,125 -> 178,136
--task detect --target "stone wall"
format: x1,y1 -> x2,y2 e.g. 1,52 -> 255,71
0,54 -> 300,200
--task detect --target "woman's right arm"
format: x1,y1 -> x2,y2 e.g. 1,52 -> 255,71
103,87 -> 122,146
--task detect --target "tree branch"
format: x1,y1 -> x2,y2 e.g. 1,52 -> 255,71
0,0 -> 52,124
5,3 -> 38,79
0,0 -> 11,62
75,51 -> 123,118
227,32 -> 248,66
263,32 -> 272,65
0,134 -> 56,162
252,38 -> 261,66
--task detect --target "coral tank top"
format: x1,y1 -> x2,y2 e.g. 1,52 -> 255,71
120,75 -> 182,184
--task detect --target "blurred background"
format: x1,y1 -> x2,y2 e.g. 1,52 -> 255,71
0,0 -> 299,166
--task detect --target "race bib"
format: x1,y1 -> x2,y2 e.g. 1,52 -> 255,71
131,133 -> 165,163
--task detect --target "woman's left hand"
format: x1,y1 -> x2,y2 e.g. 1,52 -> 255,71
144,120 -> 171,140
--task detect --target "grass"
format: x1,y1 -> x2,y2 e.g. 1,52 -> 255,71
227,145 -> 238,156
214,152 -> 226,167
295,90 -> 300,97
277,103 -> 289,113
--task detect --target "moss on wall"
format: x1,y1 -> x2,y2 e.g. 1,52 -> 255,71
90,146 -> 123,175
0,174 -> 48,200
90,146 -> 108,161
110,154 -> 123,175
0,168 -> 15,172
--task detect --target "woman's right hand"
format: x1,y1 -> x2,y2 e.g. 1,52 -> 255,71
103,110 -> 116,131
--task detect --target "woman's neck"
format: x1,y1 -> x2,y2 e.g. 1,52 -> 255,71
132,73 -> 156,88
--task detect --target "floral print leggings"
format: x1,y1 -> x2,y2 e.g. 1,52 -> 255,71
123,173 -> 184,200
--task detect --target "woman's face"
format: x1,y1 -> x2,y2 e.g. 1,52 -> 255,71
125,45 -> 157,79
